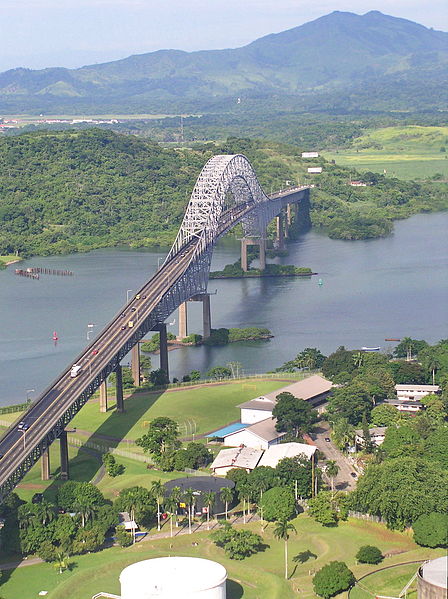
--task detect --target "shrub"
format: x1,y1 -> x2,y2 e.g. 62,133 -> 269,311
115,526 -> 133,547
259,487 -> 296,522
313,561 -> 355,598
356,545 -> 383,564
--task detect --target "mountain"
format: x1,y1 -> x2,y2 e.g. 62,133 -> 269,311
0,11 -> 447,113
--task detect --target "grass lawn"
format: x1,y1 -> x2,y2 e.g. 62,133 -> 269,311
0,255 -> 22,267
70,376 -> 300,443
323,125 -> 448,180
0,515 -> 443,599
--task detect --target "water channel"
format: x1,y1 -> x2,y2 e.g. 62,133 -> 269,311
0,212 -> 447,406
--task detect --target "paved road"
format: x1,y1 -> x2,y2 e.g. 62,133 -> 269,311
310,421 -> 357,491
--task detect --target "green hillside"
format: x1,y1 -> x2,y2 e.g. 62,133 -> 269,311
0,11 -> 447,113
0,129 -> 447,258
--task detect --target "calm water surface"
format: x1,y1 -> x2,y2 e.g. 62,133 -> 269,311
0,212 -> 447,405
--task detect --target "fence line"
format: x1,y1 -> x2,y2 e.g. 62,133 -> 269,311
68,435 -> 151,464
348,510 -> 387,525
0,401 -> 30,415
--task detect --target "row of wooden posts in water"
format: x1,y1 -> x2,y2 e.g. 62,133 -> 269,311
14,267 -> 74,279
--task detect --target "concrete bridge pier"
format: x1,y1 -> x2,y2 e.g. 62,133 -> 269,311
131,343 -> 141,387
276,212 -> 285,249
200,294 -> 211,339
41,448 -> 50,481
115,364 -> 125,413
178,302 -> 188,340
158,323 -> 169,380
99,381 -> 108,413
241,237 -> 266,272
59,431 -> 69,481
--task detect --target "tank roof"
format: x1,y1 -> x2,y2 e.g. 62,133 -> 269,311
164,476 -> 235,494
120,556 -> 227,592
421,556 -> 448,589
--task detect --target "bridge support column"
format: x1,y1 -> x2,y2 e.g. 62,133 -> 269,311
41,448 -> 50,481
159,323 -> 169,380
259,237 -> 266,270
201,294 -> 211,339
115,364 -> 125,413
178,302 -> 188,340
241,238 -> 266,271
59,431 -> 69,481
276,213 -> 285,249
131,343 -> 141,387
99,381 -> 108,413
287,203 -> 292,227
241,239 -> 250,272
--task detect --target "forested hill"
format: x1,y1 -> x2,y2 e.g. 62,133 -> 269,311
0,129 -> 446,258
0,10 -> 447,113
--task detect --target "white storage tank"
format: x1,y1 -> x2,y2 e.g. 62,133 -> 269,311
120,556 -> 227,599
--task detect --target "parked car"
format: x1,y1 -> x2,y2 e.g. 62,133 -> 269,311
324,437 -> 331,442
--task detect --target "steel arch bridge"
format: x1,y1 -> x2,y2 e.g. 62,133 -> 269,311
0,154 -> 310,502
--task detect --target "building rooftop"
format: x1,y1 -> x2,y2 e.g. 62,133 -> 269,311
258,442 -> 317,467
244,418 -> 286,443
237,396 -> 276,411
205,422 -> 247,438
210,447 -> 263,471
263,375 -> 333,402
355,427 -> 387,437
395,384 -> 439,391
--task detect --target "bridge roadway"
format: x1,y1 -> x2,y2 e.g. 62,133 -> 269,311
0,186 -> 309,499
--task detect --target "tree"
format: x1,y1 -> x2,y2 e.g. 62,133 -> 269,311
53,551 -> 70,574
356,545 -> 383,564
351,457 -> 448,529
173,442 -> 212,470
276,456 -> 315,498
308,492 -> 338,526
370,404 -> 400,426
393,338 -> 428,360
420,394 -> 447,423
150,480 -> 165,532
412,512 -> 448,548
273,519 -> 296,579
259,487 -> 296,522
72,526 -> 105,554
381,426 -> 421,459
149,368 -> 169,386
205,366 -> 232,380
136,417 -> 180,457
313,561 -> 355,599
361,414 -> 374,453
420,348 -> 441,385
424,427 -> 448,469
272,392 -> 318,437
220,487 -> 233,521
390,361 -> 426,384
212,523 -> 264,560
114,486 -> 155,527
202,491 -> 215,530
115,526 -> 133,547
183,488 -> 195,534
331,418 -> 355,450
327,383 -> 373,425
326,461 -> 339,492
164,495 -> 178,538
322,347 -> 356,380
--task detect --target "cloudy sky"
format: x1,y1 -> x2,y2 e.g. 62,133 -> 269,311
0,0 -> 447,72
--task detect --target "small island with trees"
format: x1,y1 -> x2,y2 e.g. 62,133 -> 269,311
210,260 -> 314,279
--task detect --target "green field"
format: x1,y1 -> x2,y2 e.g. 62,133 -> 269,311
350,562 -> 421,599
7,377 -> 301,502
0,255 -> 22,267
323,126 -> 448,180
0,516 -> 442,599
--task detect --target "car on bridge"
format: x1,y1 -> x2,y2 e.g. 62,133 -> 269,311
18,421 -> 29,431
128,321 -> 134,328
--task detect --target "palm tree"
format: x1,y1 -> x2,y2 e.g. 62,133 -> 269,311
421,349 -> 441,385
273,519 -> 297,580
183,488 -> 195,534
401,337 -> 415,362
203,491 -> 216,530
164,496 -> 178,538
352,351 -> 364,369
170,486 -> 182,527
332,418 -> 355,451
151,480 -> 165,531
54,551 -> 70,574
220,487 -> 233,521
326,460 -> 339,492
39,501 -> 55,526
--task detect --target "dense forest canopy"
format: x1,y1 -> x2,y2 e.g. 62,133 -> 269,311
0,129 -> 446,258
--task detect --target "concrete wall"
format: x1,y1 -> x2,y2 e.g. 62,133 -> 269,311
418,571 -> 448,599
240,408 -> 272,424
